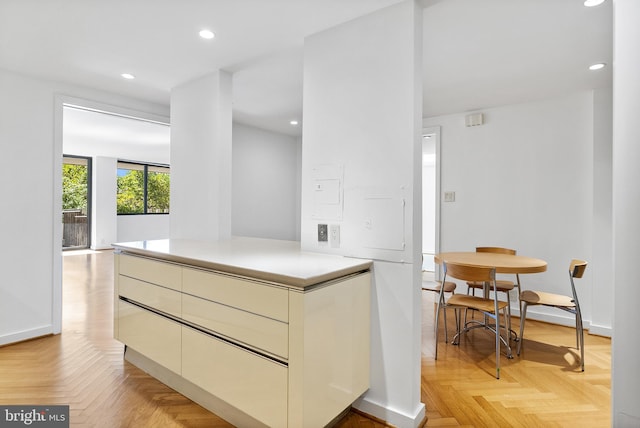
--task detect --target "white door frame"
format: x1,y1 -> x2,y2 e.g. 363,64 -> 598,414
52,95 -> 169,334
421,125 -> 442,279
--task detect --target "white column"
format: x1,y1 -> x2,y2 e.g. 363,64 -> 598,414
590,88 -> 613,336
91,156 -> 117,249
301,1 -> 424,426
612,0 -> 640,425
170,71 -> 233,241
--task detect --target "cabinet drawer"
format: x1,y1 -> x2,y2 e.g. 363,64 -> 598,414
183,268 -> 288,322
182,327 -> 287,428
119,254 -> 182,291
119,275 -> 181,318
118,300 -> 181,374
183,294 -> 288,359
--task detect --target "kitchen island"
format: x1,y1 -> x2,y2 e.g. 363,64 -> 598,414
113,237 -> 372,428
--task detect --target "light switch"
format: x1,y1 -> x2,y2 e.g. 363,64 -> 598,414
444,191 -> 456,202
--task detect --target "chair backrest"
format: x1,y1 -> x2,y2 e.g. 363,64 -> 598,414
570,259 -> 588,279
476,246 -> 516,256
568,260 -> 587,315
443,260 -> 496,283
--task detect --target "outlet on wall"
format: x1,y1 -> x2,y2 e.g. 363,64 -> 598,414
330,224 -> 340,248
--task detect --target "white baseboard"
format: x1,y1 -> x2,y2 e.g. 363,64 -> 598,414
0,325 -> 53,346
514,307 -> 612,338
588,323 -> 612,337
353,397 -> 425,428
91,244 -> 113,251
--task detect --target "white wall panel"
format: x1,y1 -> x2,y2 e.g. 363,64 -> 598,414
612,0 -> 640,424
232,123 -> 300,241
301,2 -> 424,426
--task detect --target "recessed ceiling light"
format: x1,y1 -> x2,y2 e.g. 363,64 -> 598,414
290,120 -> 299,126
584,0 -> 605,7
199,29 -> 215,39
589,63 -> 606,71
121,73 -> 135,79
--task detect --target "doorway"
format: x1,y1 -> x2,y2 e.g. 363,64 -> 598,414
62,155 -> 92,250
422,126 -> 441,274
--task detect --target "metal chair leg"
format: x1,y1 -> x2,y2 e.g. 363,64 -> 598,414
517,303 -> 528,355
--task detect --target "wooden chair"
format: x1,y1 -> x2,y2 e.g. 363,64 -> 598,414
422,272 -> 457,345
517,259 -> 588,371
466,247 -> 521,338
443,260 -> 513,379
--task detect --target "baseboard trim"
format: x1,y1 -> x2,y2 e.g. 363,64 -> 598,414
0,326 -> 53,347
518,309 -> 612,338
588,323 -> 612,338
353,397 -> 426,428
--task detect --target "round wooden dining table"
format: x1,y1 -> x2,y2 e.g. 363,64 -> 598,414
434,251 -> 547,345
434,252 -> 547,274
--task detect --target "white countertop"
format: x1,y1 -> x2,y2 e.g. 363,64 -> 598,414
113,237 -> 372,288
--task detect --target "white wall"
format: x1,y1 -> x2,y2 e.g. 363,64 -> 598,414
0,68 -> 168,345
170,71 -> 233,241
232,123 -> 301,241
117,215 -> 170,243
301,2 -> 424,426
91,156 -> 117,249
423,90 -> 613,335
612,0 -> 640,425
591,87 -> 613,337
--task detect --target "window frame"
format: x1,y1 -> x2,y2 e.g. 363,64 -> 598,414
117,160 -> 170,215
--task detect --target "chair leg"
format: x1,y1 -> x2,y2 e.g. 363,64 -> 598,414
577,312 -> 585,371
517,303 -> 528,356
452,309 -> 463,345
442,300 -> 449,343
495,310 -> 501,379
434,299 -> 441,360
506,291 -> 513,343
466,286 -> 476,320
502,307 -> 513,359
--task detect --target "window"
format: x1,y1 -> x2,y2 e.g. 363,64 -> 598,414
62,155 -> 91,248
117,161 -> 170,214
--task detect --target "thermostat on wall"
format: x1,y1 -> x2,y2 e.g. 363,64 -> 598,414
465,113 -> 484,127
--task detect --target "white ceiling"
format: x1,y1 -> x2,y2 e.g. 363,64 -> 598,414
422,0 -> 612,117
0,0 -> 612,155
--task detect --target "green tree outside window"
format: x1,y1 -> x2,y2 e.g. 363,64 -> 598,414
62,164 -> 88,212
117,162 -> 170,214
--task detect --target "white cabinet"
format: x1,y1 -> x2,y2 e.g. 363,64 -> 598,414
118,300 -> 181,374
183,268 -> 289,322
119,254 -> 181,291
182,294 -> 288,359
114,246 -> 371,428
182,327 -> 288,428
119,276 -> 181,318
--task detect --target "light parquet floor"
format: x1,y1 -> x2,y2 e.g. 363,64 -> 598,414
0,251 -> 611,427
420,292 -> 611,428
